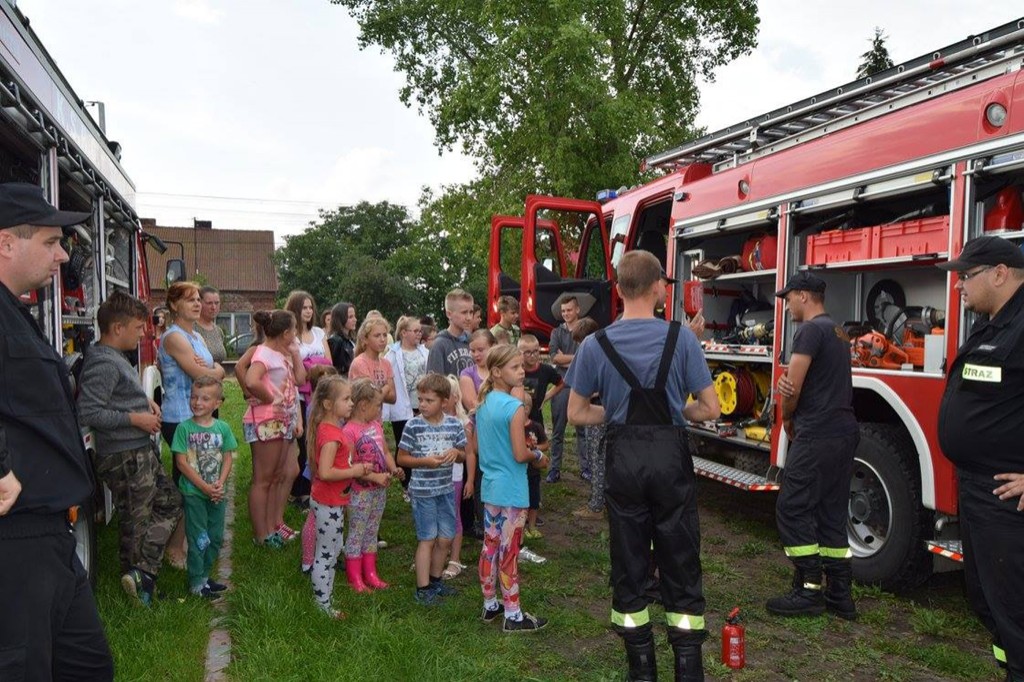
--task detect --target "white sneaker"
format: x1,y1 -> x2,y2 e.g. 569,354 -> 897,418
519,547 -> 547,564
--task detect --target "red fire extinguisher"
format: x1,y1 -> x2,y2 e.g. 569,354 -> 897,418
721,607 -> 745,669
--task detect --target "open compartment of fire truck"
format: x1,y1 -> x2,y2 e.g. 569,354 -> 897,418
790,168 -> 953,376
675,211 -> 782,470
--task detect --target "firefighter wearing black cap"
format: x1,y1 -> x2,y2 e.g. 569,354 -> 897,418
937,235 -> 1024,682
767,271 -> 860,620
566,250 -> 720,682
0,183 -> 114,680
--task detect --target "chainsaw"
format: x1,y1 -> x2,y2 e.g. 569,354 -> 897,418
851,331 -> 910,369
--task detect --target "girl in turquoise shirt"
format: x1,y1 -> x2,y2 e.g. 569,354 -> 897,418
475,345 -> 549,633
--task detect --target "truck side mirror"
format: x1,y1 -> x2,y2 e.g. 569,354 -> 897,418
166,259 -> 185,285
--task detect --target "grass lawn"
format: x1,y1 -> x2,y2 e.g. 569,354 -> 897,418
94,380 -> 1002,681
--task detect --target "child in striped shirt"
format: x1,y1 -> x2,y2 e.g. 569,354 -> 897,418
397,373 -> 467,605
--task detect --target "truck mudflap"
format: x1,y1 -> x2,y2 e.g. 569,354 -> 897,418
926,539 -> 964,563
692,455 -> 780,492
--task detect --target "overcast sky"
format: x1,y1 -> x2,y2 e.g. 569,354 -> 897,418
19,1 -> 1022,243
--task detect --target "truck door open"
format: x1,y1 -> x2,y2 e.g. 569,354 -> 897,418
488,214 -> 559,316
521,195 -> 616,341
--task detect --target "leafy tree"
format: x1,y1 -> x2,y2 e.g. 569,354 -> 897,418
333,0 -> 759,201
857,27 -> 895,79
274,201 -> 431,322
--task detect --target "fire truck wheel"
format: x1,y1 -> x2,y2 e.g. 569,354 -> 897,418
847,423 -> 932,591
72,499 -> 99,587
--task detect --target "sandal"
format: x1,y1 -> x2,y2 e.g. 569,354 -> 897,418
442,561 -> 467,580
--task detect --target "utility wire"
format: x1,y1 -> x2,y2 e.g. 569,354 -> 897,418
139,191 -> 349,206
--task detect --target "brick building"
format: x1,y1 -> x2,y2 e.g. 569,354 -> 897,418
143,219 -> 278,345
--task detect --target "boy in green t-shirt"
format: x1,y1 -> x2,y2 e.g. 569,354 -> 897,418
172,376 -> 237,599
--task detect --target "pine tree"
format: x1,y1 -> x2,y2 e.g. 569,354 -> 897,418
857,27 -> 895,79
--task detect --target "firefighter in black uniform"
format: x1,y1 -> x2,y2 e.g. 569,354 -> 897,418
768,272 -> 860,620
567,250 -> 720,682
0,183 -> 114,681
937,236 -> 1024,682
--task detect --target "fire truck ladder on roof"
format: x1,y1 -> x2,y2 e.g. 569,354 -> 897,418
645,18 -> 1024,173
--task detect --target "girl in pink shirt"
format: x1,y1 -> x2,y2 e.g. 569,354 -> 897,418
341,380 -> 403,592
243,310 -> 305,548
349,317 -> 397,406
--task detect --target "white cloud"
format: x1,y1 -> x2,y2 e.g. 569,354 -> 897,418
173,0 -> 224,24
695,1 -> 1020,134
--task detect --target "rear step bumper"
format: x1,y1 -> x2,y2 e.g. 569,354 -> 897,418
926,540 -> 963,563
692,456 -> 780,492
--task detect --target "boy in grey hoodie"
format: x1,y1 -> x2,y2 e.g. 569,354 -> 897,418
77,291 -> 182,605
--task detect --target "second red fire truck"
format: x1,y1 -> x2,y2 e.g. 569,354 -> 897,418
489,17 -> 1024,589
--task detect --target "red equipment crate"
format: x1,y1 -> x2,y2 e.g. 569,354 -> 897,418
872,215 -> 950,258
805,227 -> 872,265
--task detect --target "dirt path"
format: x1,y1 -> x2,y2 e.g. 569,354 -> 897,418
203,473 -> 236,681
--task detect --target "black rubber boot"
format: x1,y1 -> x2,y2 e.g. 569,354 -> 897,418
766,556 -> 825,617
623,632 -> 657,681
822,557 -> 857,620
671,644 -> 704,682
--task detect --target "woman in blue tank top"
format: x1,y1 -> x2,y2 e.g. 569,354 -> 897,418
158,281 -> 225,566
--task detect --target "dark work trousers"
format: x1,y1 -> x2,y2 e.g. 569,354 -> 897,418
959,468 -> 1024,678
606,424 -> 706,645
0,515 -> 114,681
596,322 -> 706,645
291,400 -> 311,498
775,433 -> 858,557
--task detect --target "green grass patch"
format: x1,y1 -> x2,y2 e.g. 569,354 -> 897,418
909,604 -> 978,638
92,380 -> 1001,681
738,539 -> 769,557
92,381 -> 251,681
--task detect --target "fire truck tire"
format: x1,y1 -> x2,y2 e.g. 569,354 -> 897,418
72,498 -> 99,587
848,423 -> 932,591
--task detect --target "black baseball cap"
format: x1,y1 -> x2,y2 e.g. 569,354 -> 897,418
775,271 -> 826,298
937,235 -> 1024,271
660,267 -> 678,284
0,182 -> 91,230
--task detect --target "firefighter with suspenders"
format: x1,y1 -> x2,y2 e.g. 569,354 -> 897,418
937,236 -> 1024,682
567,250 -> 720,682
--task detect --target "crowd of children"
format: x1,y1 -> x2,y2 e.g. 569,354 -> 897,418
86,285 -> 606,637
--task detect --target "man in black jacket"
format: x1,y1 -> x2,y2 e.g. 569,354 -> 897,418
937,236 -> 1024,681
0,183 -> 114,681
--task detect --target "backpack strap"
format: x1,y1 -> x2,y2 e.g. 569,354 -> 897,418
595,329 -> 643,390
653,322 -> 682,392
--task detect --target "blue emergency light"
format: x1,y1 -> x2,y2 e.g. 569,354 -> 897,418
597,189 -> 618,203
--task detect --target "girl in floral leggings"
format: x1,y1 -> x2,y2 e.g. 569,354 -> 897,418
475,345 -> 549,633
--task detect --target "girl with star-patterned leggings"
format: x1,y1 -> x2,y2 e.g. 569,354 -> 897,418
307,376 -> 370,618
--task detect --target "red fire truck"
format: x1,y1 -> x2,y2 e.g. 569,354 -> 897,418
0,4 -> 174,578
489,17 -> 1024,589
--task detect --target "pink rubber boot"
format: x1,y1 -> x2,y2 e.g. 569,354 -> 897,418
345,556 -> 372,593
362,552 -> 389,589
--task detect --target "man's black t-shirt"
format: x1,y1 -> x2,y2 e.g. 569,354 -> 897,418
522,363 -> 562,422
790,313 -> 858,439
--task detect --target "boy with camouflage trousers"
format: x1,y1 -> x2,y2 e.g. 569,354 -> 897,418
77,291 -> 182,605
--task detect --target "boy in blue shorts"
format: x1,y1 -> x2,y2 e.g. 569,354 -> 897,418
172,375 -> 237,600
397,373 -> 467,605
